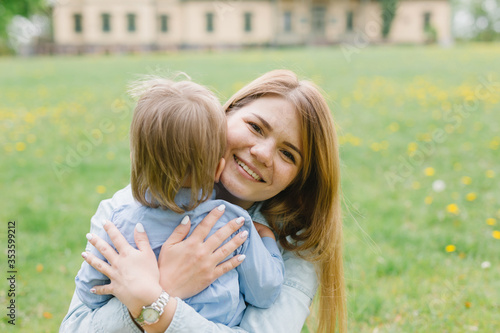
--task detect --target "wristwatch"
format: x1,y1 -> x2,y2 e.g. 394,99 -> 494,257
134,291 -> 170,326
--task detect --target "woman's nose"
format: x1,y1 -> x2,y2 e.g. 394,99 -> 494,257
250,140 -> 274,167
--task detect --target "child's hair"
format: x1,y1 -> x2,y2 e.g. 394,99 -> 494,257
128,76 -> 226,213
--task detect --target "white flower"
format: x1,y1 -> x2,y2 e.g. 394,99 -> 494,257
432,180 -> 446,192
481,261 -> 491,269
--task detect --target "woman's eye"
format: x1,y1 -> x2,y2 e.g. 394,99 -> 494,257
249,122 -> 262,134
282,150 -> 296,163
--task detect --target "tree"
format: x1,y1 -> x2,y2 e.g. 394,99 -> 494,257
0,0 -> 48,52
379,0 -> 399,39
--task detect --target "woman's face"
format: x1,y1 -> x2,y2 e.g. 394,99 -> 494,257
220,95 -> 303,208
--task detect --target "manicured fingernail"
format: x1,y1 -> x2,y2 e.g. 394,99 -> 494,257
217,204 -> 226,212
81,252 -> 88,259
136,223 -> 145,233
236,217 -> 245,225
238,254 -> 246,262
181,216 -> 190,225
86,233 -> 93,241
239,230 -> 248,239
90,288 -> 96,294
102,220 -> 109,227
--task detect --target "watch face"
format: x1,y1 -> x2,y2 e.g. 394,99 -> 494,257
143,308 -> 159,324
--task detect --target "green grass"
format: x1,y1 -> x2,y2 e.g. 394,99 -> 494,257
1,44 -> 500,332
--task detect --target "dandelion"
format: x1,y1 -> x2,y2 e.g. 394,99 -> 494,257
388,122 -> 399,132
465,192 -> 477,201
445,244 -> 456,252
425,196 -> 433,205
407,142 -> 418,153
432,180 -> 446,192
106,151 -> 116,160
481,261 -> 491,269
446,204 -> 460,215
464,301 -> 471,308
412,181 -> 420,189
15,142 -> 26,152
461,176 -> 472,185
370,142 -> 380,152
486,218 -> 496,226
43,312 -> 53,319
486,170 -> 495,178
424,167 -> 435,176
493,231 -> 500,240
453,162 -> 462,171
96,185 -> 106,194
36,264 -> 44,272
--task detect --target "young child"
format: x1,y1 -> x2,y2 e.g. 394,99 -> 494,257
74,77 -> 284,327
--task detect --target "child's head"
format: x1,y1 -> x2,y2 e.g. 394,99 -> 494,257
129,76 -> 226,213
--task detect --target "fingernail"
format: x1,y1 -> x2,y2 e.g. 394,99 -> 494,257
81,252 -> 88,259
238,254 -> 246,262
217,204 -> 225,212
90,288 -> 96,294
181,216 -> 190,225
236,217 -> 244,225
86,233 -> 93,241
102,220 -> 109,227
136,223 -> 145,233
239,230 -> 248,239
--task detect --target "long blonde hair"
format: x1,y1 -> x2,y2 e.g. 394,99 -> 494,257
223,70 -> 346,333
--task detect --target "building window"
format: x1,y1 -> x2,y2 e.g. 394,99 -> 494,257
127,13 -> 136,32
160,15 -> 169,33
206,13 -> 214,32
244,12 -> 252,32
423,12 -> 431,30
74,14 -> 82,33
311,6 -> 326,35
346,11 -> 354,32
102,13 -> 111,32
284,11 -> 292,33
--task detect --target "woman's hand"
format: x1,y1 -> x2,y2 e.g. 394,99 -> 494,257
157,204 -> 248,299
82,221 -> 163,318
253,222 -> 276,240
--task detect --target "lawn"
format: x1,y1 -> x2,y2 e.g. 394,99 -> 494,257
1,44 -> 500,332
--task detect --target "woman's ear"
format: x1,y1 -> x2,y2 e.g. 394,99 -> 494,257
214,158 -> 225,183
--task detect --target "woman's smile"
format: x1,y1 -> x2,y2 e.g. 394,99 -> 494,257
219,95 -> 302,208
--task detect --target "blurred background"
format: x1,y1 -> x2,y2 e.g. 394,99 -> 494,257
1,1 -> 499,332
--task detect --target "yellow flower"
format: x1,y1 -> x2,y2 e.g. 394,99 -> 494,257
493,231 -> 500,240
465,192 -> 477,201
388,122 -> 399,132
445,244 -> 456,252
425,196 -> 433,205
447,204 -> 460,215
15,142 -> 26,152
412,181 -> 421,189
36,264 -> 44,272
106,151 -> 116,160
486,170 -> 495,178
96,185 -> 106,194
370,142 -> 380,152
453,162 -> 462,171
486,218 -> 496,226
461,176 -> 472,185
424,167 -> 435,176
407,142 -> 418,153
43,312 -> 53,319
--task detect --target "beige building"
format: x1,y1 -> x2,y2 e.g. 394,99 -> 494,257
52,0 -> 451,53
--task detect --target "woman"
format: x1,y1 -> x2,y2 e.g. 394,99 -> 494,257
60,70 -> 346,332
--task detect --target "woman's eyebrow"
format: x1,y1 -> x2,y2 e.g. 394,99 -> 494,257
252,113 -> 303,159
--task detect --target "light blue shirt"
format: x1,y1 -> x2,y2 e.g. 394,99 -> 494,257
75,185 -> 284,326
61,185 -> 318,333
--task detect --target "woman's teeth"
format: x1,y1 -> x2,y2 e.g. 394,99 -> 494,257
235,157 -> 262,181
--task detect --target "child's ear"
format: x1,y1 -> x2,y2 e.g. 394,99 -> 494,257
214,158 -> 225,183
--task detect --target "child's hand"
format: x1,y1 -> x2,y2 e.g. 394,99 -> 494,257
253,222 -> 275,240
